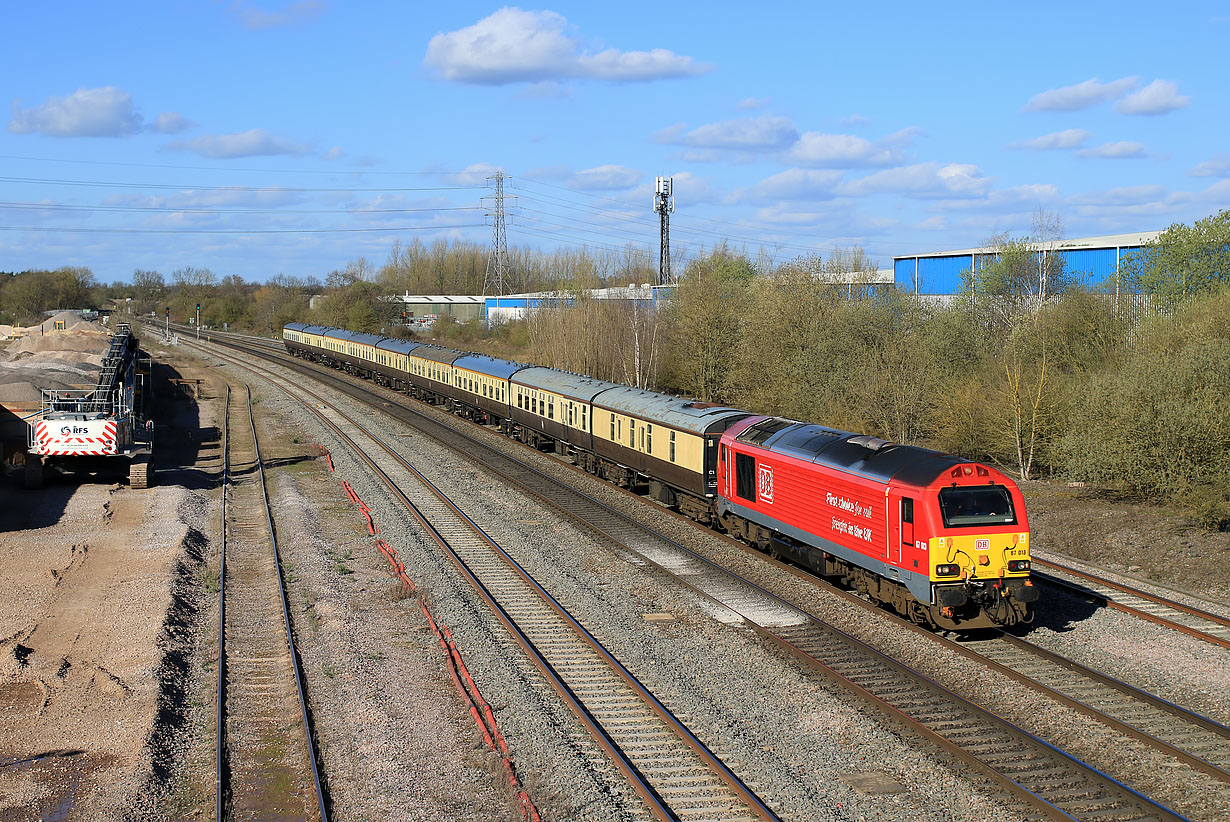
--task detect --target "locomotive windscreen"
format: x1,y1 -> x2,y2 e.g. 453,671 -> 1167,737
938,485 -> 1016,527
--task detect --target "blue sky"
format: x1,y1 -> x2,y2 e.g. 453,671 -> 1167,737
2,2 -> 1228,284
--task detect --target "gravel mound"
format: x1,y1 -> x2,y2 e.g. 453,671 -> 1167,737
0,315 -> 112,404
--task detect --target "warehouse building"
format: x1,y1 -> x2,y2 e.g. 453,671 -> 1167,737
385,294 -> 486,328
485,284 -> 667,325
893,231 -> 1161,294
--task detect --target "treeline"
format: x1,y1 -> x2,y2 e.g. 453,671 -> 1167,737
0,237 -> 662,332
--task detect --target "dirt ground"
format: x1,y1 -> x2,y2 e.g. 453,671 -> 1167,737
0,358 -> 215,821
1,342 -> 521,821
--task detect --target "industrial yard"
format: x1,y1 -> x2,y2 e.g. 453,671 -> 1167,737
2,325 -> 1227,822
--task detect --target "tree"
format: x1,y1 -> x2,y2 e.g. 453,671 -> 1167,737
1121,209 -> 1230,305
960,210 -> 1073,319
132,269 -> 164,313
660,247 -> 755,402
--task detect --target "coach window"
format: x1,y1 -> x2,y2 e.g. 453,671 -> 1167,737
629,419 -> 636,448
548,398 -> 554,419
670,431 -> 676,462
581,407 -> 587,432
735,452 -> 756,502
610,414 -> 615,440
646,424 -> 652,453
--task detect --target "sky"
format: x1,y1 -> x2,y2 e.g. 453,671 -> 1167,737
2,1 -> 1228,284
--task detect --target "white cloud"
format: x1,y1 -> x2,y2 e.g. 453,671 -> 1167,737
670,115 -> 798,151
423,8 -> 710,85
731,169 -> 843,203
166,128 -> 312,158
322,146 -> 344,161
1115,79 -> 1190,115
451,163 -> 502,186
839,162 -> 991,199
788,130 -> 914,168
1199,179 -> 1230,202
568,164 -> 641,190
1190,155 -> 1230,178
1075,141 -> 1146,159
107,187 -> 304,210
1069,185 -> 1167,206
8,86 -> 143,137
152,112 -> 192,134
229,1 -> 326,30
839,114 -> 871,128
1010,129 -> 1093,150
737,97 -> 770,111
1025,77 -> 1138,112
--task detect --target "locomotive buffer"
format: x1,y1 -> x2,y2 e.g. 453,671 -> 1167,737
25,322 -> 155,489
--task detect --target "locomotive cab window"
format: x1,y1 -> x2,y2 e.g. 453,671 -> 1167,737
938,485 -> 1016,527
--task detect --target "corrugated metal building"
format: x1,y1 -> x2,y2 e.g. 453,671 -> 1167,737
893,231 -> 1161,294
385,294 -> 486,328
485,285 -> 668,325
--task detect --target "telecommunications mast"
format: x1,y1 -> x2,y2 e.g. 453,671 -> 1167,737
653,176 -> 674,286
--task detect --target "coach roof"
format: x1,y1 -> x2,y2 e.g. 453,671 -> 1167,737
512,367 -> 624,403
596,386 -> 749,434
410,343 -> 465,365
454,354 -> 526,380
374,337 -> 421,355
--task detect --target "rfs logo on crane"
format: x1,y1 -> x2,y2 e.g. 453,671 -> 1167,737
758,464 -> 774,503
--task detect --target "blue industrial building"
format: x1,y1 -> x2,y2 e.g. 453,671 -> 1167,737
893,231 -> 1161,294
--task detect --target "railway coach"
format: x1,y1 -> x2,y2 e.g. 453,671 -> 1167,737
282,322 -> 1037,630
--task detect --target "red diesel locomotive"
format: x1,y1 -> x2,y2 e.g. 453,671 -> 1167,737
715,416 -> 1037,630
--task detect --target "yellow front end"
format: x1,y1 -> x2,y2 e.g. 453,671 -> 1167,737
930,531 -> 1031,583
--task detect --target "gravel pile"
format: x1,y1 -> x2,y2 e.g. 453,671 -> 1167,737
0,312 -> 110,405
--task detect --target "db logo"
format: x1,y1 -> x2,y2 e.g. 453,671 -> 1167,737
758,464 -> 774,502
976,538 -> 990,551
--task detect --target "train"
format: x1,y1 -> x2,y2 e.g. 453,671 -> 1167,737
282,322 -> 1037,630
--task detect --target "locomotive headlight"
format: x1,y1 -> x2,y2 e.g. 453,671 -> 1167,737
1008,560 -> 1031,572
935,564 -> 961,577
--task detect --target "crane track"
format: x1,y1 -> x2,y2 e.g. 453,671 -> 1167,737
182,331 -> 1200,822
200,342 -> 779,822
217,383 -> 328,821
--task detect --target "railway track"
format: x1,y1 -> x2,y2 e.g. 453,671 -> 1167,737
200,342 -> 780,822
217,383 -> 328,821
1033,558 -> 1230,649
189,332 -> 1203,822
760,556 -> 1230,783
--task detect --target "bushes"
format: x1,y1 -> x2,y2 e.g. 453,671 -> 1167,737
1055,290 -> 1230,527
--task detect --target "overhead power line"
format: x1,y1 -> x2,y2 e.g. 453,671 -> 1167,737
0,223 -> 485,235
0,176 -> 483,193
0,153 -> 483,178
0,201 -> 482,216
